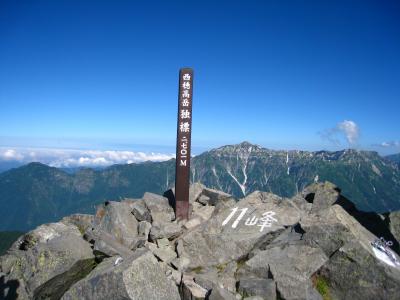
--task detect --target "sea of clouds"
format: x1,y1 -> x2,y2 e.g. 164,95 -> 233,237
0,147 -> 175,168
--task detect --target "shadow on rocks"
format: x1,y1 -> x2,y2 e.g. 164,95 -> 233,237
0,275 -> 20,300
335,194 -> 400,255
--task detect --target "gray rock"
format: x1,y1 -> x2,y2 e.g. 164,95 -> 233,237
238,278 -> 276,299
182,274 -> 209,300
157,238 -> 170,248
150,221 -> 183,241
192,201 -> 204,213
193,205 -> 215,221
94,201 -> 139,247
138,220 -> 152,238
301,182 -> 340,213
176,239 -> 184,257
179,191 -> 301,268
184,217 -> 204,230
62,250 -> 181,300
314,241 -> 400,300
0,222 -> 95,300
143,192 -> 175,223
242,242 -> 327,300
171,256 -> 191,271
202,188 -> 232,206
190,182 -> 206,203
85,228 -> 133,258
194,272 -> 217,291
131,199 -> 152,222
290,194 -> 312,214
61,214 -> 94,235
388,211 -> 400,244
208,286 -> 237,300
165,266 -> 182,286
198,195 -> 211,205
152,247 -> 177,264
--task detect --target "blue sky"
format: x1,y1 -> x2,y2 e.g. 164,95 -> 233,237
1,0 -> 400,166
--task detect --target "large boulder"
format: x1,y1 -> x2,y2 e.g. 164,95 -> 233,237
241,241 -> 326,300
94,201 -> 139,248
178,191 -> 301,269
143,192 -> 175,223
61,250 -> 181,300
0,222 -> 95,299
314,241 -> 400,300
84,228 -> 134,258
301,181 -> 341,213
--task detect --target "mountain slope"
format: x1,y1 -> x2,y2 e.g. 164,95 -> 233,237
386,153 -> 400,166
1,142 -> 400,231
0,161 -> 175,231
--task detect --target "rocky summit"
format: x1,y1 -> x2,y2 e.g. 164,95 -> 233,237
1,182 -> 400,300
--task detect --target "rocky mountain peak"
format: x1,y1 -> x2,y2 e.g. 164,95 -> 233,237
1,182 -> 400,299
210,141 -> 265,156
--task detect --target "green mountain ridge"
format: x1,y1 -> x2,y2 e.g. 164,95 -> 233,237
386,153 -> 400,165
1,142 -> 400,231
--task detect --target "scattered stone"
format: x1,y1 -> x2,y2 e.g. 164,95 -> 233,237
85,228 -> 133,258
153,247 -> 177,264
176,239 -> 184,257
198,195 -> 211,205
208,286 -> 237,300
131,199 -> 152,222
190,182 -> 206,203
138,220 -> 152,238
61,250 -> 181,300
243,242 -> 327,300
182,274 -> 209,300
184,217 -> 203,230
171,256 -> 191,271
145,241 -> 158,252
192,201 -> 203,212
165,266 -> 182,286
157,237 -> 170,248
243,296 -> 265,300
193,205 -> 215,221
238,278 -> 276,299
150,221 -> 183,240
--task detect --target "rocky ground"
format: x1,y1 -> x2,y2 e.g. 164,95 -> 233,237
1,181 -> 400,300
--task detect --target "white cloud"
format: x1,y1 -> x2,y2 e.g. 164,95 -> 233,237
319,120 -> 360,146
376,141 -> 400,148
0,149 -> 25,161
0,147 -> 175,168
337,120 -> 360,145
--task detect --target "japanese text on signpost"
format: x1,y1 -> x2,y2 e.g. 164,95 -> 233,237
175,68 -> 193,220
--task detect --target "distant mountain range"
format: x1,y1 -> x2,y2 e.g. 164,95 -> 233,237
1,142 -> 400,231
386,153 -> 400,166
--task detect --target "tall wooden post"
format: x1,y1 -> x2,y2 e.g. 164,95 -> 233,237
175,68 -> 193,220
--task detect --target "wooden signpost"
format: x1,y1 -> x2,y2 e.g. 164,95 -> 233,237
175,68 -> 193,220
